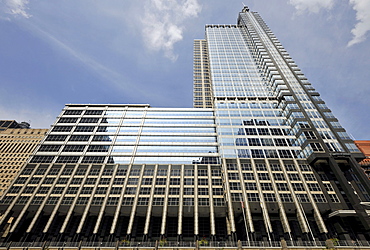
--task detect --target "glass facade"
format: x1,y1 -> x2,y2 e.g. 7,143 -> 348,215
32,106 -> 218,165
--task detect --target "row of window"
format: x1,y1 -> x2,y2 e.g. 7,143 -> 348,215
215,102 -> 277,109
17,159 -> 318,181
14,178 -> 322,195
30,155 -> 108,164
2,191 -> 334,206
222,148 -> 298,159
30,155 -> 222,164
38,145 -> 218,154
226,163 -> 312,172
19,165 -> 221,178
61,110 -> 214,118
222,137 -> 292,147
8,185 -> 225,196
228,172 -> 316,182
231,192 -> 337,203
14,176 -> 224,187
48,127 -> 217,139
228,181 -> 322,192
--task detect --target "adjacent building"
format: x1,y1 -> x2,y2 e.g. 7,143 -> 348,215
0,6 -> 370,244
0,120 -> 30,131
0,125 -> 47,196
355,141 -> 370,178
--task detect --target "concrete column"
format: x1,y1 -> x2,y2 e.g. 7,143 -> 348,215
76,165 -> 105,234
226,216 -> 231,238
251,159 -> 273,237
160,165 -> 172,236
143,165 -> 158,236
236,159 -> 254,235
26,164 -> 67,233
222,159 -> 237,234
42,165 -> 79,234
207,164 -> 216,236
265,159 -> 291,237
93,165 -> 118,234
110,164 -> 132,235
126,165 -> 145,236
194,165 -> 199,237
293,159 -> 327,234
177,165 -> 184,238
279,159 -> 309,234
59,164 -> 92,233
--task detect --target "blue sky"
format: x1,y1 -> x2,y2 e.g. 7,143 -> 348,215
0,0 -> 369,140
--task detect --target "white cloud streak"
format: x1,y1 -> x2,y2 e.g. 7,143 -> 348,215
21,20 -> 156,101
0,0 -> 31,18
348,0 -> 370,46
141,0 -> 202,61
288,0 -> 370,46
288,0 -> 334,13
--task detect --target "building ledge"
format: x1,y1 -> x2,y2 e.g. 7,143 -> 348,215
329,209 -> 370,218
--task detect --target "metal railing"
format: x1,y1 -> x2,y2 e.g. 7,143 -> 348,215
286,240 -> 326,247
240,241 -> 281,247
336,240 -> 370,247
1,240 -> 370,248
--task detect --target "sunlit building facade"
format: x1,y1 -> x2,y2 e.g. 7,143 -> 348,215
355,140 -> 370,178
1,6 -> 370,244
0,128 -> 48,196
0,105 -> 224,242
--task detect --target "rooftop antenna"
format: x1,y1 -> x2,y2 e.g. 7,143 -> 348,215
242,3 -> 249,12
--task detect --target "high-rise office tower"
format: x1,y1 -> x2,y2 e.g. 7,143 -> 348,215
193,6 -> 370,241
1,6 -> 370,244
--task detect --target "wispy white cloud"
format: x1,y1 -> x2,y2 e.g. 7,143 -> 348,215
288,0 -> 370,46
141,0 -> 202,61
348,0 -> 370,46
21,20 -> 158,102
0,0 -> 31,18
288,0 -> 334,14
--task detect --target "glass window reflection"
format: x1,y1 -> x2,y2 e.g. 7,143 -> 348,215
116,136 -> 137,142
144,119 -> 214,125
104,111 -> 124,116
136,146 -> 217,153
133,156 -> 219,164
119,127 -> 140,133
97,126 -> 118,133
110,157 -> 131,164
122,119 -> 142,124
101,118 -> 120,124
139,136 -> 216,143
125,112 -> 144,118
112,146 -> 135,153
141,127 -> 215,133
